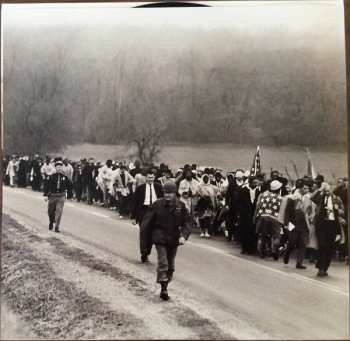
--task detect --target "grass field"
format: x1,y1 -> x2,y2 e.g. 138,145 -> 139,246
61,143 -> 347,181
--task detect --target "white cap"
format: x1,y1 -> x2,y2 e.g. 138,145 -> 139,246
270,180 -> 282,191
235,170 -> 245,178
244,170 -> 251,177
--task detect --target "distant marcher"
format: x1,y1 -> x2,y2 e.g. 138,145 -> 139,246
131,170 -> 164,263
44,161 -> 73,232
237,176 -> 261,255
178,169 -> 200,216
72,163 -> 84,202
140,181 -> 192,300
96,160 -> 113,207
129,160 -> 142,178
311,183 -> 343,276
196,174 -> 216,238
224,172 -> 239,241
110,165 -> 134,218
6,155 -> 18,187
41,157 -> 56,195
30,155 -> 43,191
254,180 -> 284,260
333,178 -> 348,261
62,158 -> 74,181
82,158 -> 96,204
232,170 -> 246,242
17,157 -> 29,188
283,180 -> 310,269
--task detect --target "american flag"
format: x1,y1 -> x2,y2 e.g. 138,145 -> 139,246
250,145 -> 261,176
256,192 -> 282,220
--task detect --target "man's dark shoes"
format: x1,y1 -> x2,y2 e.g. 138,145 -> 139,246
296,263 -> 306,269
49,222 -> 53,230
317,270 -> 328,277
141,255 -> 149,263
54,229 -> 60,233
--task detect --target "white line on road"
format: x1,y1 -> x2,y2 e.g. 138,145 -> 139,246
6,187 -> 349,296
188,241 -> 349,296
65,203 -> 110,218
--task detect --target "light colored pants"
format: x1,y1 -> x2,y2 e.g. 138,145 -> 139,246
48,194 -> 66,229
9,175 -> 15,187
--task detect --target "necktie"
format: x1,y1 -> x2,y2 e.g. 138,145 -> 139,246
150,184 -> 153,205
57,175 -> 61,191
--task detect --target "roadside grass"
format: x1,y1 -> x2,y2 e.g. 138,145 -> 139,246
1,215 -> 143,339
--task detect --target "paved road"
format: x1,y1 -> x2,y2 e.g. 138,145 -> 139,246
3,187 -> 349,339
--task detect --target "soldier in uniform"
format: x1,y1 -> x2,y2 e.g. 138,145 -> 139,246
140,181 -> 192,301
44,160 -> 73,232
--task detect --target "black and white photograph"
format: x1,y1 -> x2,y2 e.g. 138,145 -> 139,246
1,0 -> 349,339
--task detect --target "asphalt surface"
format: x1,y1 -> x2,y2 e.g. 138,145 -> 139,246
3,186 -> 349,339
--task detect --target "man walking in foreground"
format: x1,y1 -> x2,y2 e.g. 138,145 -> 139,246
140,181 -> 192,300
44,160 -> 73,232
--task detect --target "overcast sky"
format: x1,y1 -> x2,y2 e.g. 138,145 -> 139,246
3,1 -> 345,36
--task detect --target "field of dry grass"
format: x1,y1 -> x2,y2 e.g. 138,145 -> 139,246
61,143 -> 347,180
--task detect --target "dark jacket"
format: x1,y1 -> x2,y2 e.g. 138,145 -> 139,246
82,164 -> 95,186
140,198 -> 192,248
237,186 -> 260,221
45,172 -> 73,198
311,191 -> 343,235
131,182 -> 164,222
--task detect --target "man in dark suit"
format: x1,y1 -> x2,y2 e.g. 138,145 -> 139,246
31,154 -> 43,191
131,170 -> 164,263
82,158 -> 96,205
237,176 -> 261,254
311,182 -> 343,276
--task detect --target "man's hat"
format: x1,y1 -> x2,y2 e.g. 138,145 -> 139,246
163,181 -> 177,193
235,170 -> 245,178
270,180 -> 282,191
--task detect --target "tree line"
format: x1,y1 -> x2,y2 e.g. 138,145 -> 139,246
3,24 -> 347,156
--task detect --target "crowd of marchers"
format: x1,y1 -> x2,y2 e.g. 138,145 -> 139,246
4,153 -> 349,277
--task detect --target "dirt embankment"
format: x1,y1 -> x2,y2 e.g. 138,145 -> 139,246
1,214 -> 232,340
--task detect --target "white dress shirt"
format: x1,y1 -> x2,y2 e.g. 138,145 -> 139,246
144,183 -> 157,206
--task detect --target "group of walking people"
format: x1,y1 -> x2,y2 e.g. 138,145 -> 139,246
4,153 -> 348,297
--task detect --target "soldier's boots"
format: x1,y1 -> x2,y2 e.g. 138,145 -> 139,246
160,281 -> 169,301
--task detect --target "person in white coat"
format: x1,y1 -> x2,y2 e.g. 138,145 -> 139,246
178,169 -> 200,216
109,165 -> 134,218
97,160 -> 113,207
6,155 -> 18,187
62,158 -> 74,181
